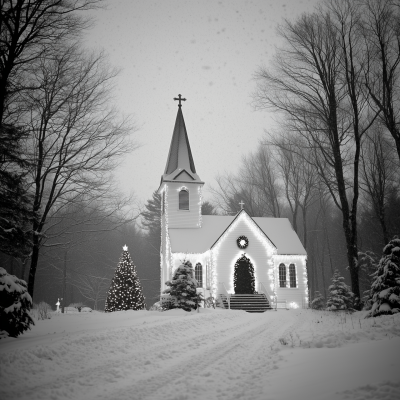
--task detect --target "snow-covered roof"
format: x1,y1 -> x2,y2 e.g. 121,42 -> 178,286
168,213 -> 307,255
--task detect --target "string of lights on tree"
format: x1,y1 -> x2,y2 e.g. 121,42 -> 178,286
105,245 -> 146,312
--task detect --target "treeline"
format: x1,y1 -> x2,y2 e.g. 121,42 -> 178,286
0,1 -> 140,303
211,0 -> 400,307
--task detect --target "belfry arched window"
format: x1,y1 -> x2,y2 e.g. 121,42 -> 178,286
289,264 -> 297,288
179,189 -> 189,210
279,264 -> 287,288
195,263 -> 203,287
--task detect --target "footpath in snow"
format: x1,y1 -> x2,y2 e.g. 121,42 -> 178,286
0,308 -> 399,400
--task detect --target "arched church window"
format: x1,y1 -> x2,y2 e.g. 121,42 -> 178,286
195,263 -> 203,287
289,264 -> 297,288
179,189 -> 189,210
279,264 -> 287,288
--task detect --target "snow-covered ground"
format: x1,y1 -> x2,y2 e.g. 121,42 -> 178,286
1,308 -> 399,400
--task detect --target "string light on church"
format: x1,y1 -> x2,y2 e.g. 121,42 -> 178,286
267,258 -> 276,300
197,186 -> 203,228
158,96 -> 308,310
228,251 -> 258,293
212,212 -> 276,257
160,184 -> 174,281
211,211 -> 277,296
273,255 -> 308,305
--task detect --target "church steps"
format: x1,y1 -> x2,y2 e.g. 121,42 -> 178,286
219,294 -> 272,313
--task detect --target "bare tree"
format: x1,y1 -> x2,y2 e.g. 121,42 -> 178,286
362,0 -> 400,163
0,1 -> 103,264
267,135 -> 318,248
360,125 -> 399,245
271,141 -> 300,231
210,173 -> 265,216
241,146 -> 282,217
210,156 -> 282,218
0,0 -> 102,124
253,0 -> 378,303
74,273 -> 110,310
22,42 -> 137,298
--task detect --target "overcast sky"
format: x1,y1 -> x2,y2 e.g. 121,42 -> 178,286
83,0 -> 320,207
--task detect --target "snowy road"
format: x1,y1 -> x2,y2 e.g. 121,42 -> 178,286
1,308 -> 400,400
93,310 -> 302,400
1,310 -> 303,400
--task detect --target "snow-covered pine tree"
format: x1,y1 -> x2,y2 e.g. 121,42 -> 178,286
326,270 -> 354,311
0,267 -> 35,338
163,260 -> 198,312
358,250 -> 379,308
366,236 -> 400,317
104,245 -> 146,312
311,291 -> 325,310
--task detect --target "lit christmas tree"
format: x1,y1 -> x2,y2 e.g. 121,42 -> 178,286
105,245 -> 146,312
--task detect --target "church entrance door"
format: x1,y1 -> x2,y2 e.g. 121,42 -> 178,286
233,254 -> 255,294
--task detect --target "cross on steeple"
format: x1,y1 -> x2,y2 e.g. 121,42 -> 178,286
239,201 -> 245,210
174,94 -> 186,107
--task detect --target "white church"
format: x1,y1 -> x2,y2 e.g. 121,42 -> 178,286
158,96 -> 308,311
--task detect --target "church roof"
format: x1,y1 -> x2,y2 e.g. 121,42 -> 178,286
159,106 -> 203,187
168,214 -> 307,255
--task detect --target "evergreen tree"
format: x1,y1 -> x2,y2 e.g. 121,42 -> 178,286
163,260 -> 198,312
141,191 -> 161,302
366,236 -> 400,317
0,267 -> 35,338
311,291 -> 325,310
326,270 -> 354,311
201,201 -> 217,215
234,254 -> 255,294
141,191 -> 161,239
0,125 -> 33,259
105,246 -> 146,312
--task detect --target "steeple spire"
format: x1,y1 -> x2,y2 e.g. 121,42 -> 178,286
159,96 -> 203,186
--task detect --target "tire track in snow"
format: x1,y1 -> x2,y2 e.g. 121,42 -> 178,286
96,311 -> 305,400
2,311 -> 305,400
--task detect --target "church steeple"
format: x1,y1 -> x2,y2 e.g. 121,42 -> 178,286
160,96 -> 203,185
158,96 -> 204,230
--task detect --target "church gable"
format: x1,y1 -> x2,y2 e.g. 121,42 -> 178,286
173,169 -> 195,181
211,210 -> 276,252
211,211 -> 277,295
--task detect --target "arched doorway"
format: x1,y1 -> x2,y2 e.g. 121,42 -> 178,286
233,254 -> 255,294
